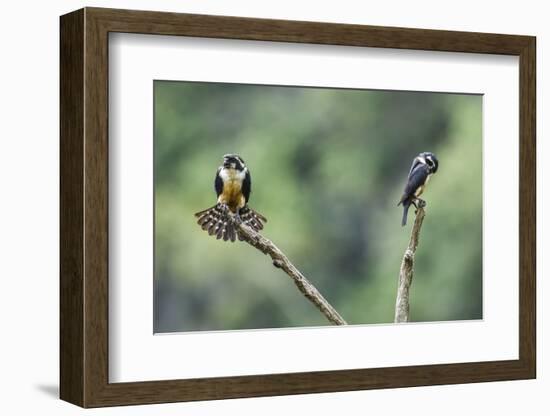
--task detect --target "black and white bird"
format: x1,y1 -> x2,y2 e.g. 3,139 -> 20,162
195,154 -> 267,242
398,152 -> 439,226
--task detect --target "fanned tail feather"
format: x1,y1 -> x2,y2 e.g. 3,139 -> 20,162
238,206 -> 267,240
195,204 -> 236,242
194,204 -> 267,242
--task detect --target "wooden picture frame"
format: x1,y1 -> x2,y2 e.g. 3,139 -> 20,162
60,7 -> 536,408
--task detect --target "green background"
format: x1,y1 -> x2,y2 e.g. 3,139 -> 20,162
154,81 -> 482,333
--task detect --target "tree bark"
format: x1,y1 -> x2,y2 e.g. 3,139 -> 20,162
394,206 -> 426,323
236,222 -> 347,325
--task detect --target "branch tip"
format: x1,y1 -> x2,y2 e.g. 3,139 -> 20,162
235,220 -> 347,326
394,207 -> 426,323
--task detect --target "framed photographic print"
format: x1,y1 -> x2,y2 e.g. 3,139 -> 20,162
60,7 -> 536,408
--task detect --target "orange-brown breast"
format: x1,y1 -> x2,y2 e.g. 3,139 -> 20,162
414,173 -> 432,197
217,169 -> 246,212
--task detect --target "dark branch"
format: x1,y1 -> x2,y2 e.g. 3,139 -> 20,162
236,221 -> 347,326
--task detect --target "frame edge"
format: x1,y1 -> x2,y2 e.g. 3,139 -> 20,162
518,36 -> 536,379
60,8 -> 86,408
60,7 -> 538,407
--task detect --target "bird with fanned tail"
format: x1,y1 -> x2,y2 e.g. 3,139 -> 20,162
195,154 -> 267,242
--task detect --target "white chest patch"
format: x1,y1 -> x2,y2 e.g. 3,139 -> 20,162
219,167 -> 246,183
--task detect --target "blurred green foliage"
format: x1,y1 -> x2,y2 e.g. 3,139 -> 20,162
154,81 -> 482,333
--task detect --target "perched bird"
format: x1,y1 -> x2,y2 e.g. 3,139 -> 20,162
195,154 -> 267,242
398,152 -> 439,226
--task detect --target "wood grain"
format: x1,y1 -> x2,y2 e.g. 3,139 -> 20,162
59,7 -> 537,408
59,8 -> 84,406
518,38 -> 536,376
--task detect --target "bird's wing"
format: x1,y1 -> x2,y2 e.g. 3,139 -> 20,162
242,169 -> 251,203
214,167 -> 223,197
407,156 -> 423,179
399,164 -> 429,204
